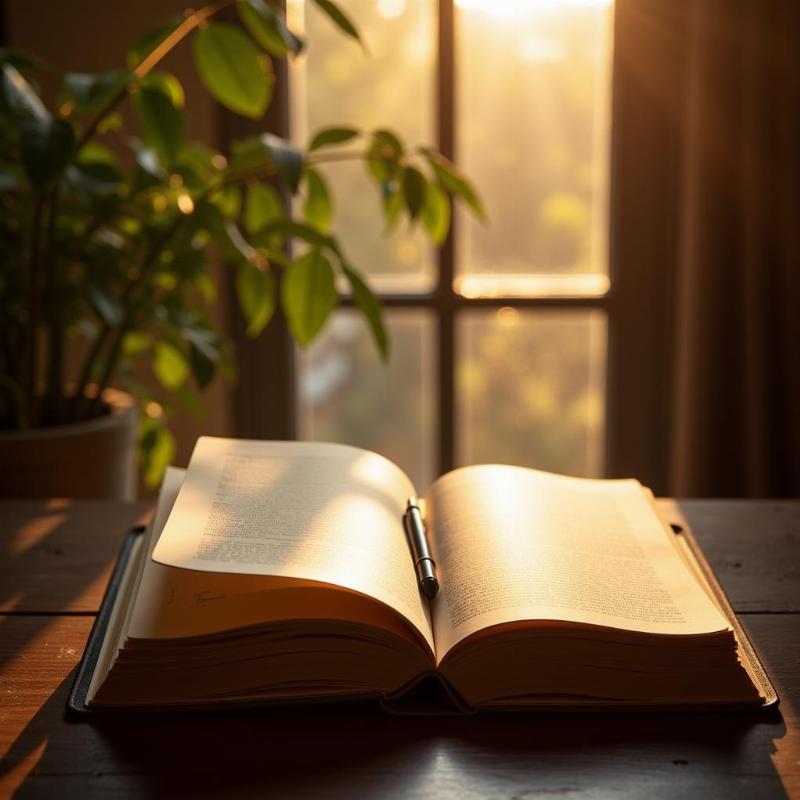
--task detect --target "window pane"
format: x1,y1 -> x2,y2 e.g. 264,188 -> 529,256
297,309 -> 436,491
457,308 -> 606,476
455,0 -> 614,297
289,0 -> 436,293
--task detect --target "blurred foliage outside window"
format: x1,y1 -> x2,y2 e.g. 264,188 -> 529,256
291,0 -> 613,491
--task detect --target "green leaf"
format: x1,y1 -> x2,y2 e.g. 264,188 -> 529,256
282,250 -> 338,346
227,135 -> 269,175
0,63 -> 47,121
311,0 -> 363,47
421,180 -> 450,244
195,272 -> 216,302
140,420 -> 176,488
239,0 -> 304,57
402,166 -> 426,221
366,156 -> 393,183
133,85 -> 183,168
122,332 -> 152,356
20,115 -> 75,189
139,70 -> 184,107
303,168 -> 332,232
193,22 -> 273,119
175,385 -> 204,417
244,182 -> 284,234
175,142 -> 219,185
127,19 -> 181,70
153,341 -> 190,390
64,70 -> 127,113
308,126 -> 359,151
76,141 -> 116,165
424,151 -> 486,220
66,161 -> 122,195
261,133 -> 303,194
257,218 -> 334,251
227,133 -> 303,193
373,128 -> 403,154
175,159 -> 213,190
181,320 -> 222,367
0,48 -> 41,71
367,128 -> 403,182
194,201 -> 227,245
98,112 -> 123,135
382,186 -> 403,233
211,186 -> 242,220
342,264 -> 388,361
188,346 -> 215,389
236,262 -> 276,336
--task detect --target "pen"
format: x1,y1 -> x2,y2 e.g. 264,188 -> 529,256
403,498 -> 439,599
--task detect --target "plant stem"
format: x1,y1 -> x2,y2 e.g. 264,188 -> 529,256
86,321 -> 128,417
24,193 -> 45,428
133,0 -> 235,79
78,175 -> 231,419
306,149 -> 371,165
218,164 -> 278,191
68,203 -> 130,420
63,0 -> 237,416
85,211 -> 189,417
74,0 -> 237,157
75,200 -> 118,255
71,322 -> 112,420
73,148 -> 363,420
76,159 -> 287,419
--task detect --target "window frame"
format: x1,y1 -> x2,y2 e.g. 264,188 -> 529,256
224,0 -> 681,491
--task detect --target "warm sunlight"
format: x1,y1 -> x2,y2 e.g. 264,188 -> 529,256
455,0 -> 612,18
455,274 -> 610,300
290,0 -> 614,483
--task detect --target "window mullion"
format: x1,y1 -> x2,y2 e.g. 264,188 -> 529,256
438,0 -> 457,475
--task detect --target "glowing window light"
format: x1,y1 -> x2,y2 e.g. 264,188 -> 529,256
456,0 -> 612,16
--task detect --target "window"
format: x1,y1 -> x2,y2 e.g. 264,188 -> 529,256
286,0 -> 614,490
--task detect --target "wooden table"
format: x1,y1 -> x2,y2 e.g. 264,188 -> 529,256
0,499 -> 798,798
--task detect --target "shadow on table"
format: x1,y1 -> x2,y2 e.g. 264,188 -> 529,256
0,668 -> 789,799
0,500 -> 148,669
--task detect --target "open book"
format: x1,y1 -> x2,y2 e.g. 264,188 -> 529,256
82,437 -> 775,713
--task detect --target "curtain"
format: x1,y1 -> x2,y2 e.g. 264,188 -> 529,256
669,0 -> 800,496
611,0 -> 800,497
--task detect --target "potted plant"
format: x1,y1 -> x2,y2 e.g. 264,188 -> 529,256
0,0 -> 483,499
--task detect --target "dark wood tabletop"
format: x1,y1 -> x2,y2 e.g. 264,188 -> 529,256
0,498 -> 798,799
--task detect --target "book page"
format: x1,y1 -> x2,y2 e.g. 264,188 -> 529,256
152,437 -> 433,649
425,465 -> 731,661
